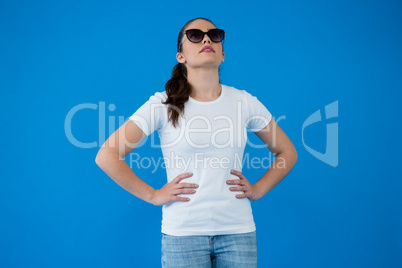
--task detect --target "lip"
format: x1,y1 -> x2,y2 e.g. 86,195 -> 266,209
200,45 -> 215,53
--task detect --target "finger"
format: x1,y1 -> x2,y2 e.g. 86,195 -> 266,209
230,170 -> 247,180
226,179 -> 243,185
172,189 -> 196,195
229,186 -> 246,192
174,172 -> 193,183
175,196 -> 190,202
177,182 -> 199,189
235,192 -> 247,199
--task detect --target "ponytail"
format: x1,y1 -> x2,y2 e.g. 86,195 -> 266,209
162,63 -> 190,128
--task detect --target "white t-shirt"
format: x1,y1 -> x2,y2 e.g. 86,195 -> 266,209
129,84 -> 272,236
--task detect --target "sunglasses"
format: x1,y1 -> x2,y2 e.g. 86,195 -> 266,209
184,28 -> 225,43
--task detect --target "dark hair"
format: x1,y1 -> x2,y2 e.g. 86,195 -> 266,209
162,17 -> 224,128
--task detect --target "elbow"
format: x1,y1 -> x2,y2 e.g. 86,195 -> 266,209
95,148 -> 106,166
95,152 -> 102,166
274,147 -> 298,168
282,146 -> 298,166
291,146 -> 298,165
95,148 -> 122,166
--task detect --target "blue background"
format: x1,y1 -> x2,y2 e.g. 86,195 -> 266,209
1,0 -> 401,267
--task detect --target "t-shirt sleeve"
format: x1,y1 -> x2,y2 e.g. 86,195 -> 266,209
129,91 -> 167,136
244,91 -> 273,132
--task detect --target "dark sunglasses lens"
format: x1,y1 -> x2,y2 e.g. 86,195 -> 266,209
208,29 -> 224,42
187,30 -> 204,42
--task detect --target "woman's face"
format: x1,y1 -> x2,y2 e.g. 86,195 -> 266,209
177,20 -> 225,69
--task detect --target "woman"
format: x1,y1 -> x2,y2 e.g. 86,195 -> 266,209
95,17 -> 298,268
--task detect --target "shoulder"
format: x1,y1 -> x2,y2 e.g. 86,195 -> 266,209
222,84 -> 256,101
140,91 -> 168,112
148,90 -> 168,103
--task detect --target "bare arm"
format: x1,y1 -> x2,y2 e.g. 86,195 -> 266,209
95,119 -> 197,206
95,120 -> 156,204
253,118 -> 298,198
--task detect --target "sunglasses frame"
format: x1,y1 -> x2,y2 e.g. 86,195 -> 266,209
184,28 -> 225,43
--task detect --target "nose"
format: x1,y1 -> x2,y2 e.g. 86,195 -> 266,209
202,33 -> 212,44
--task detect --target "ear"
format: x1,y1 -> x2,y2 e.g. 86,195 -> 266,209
222,51 -> 225,63
177,52 -> 186,64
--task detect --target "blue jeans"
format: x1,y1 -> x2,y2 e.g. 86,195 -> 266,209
161,230 -> 257,268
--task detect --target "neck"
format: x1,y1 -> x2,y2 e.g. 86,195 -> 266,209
186,67 -> 221,100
